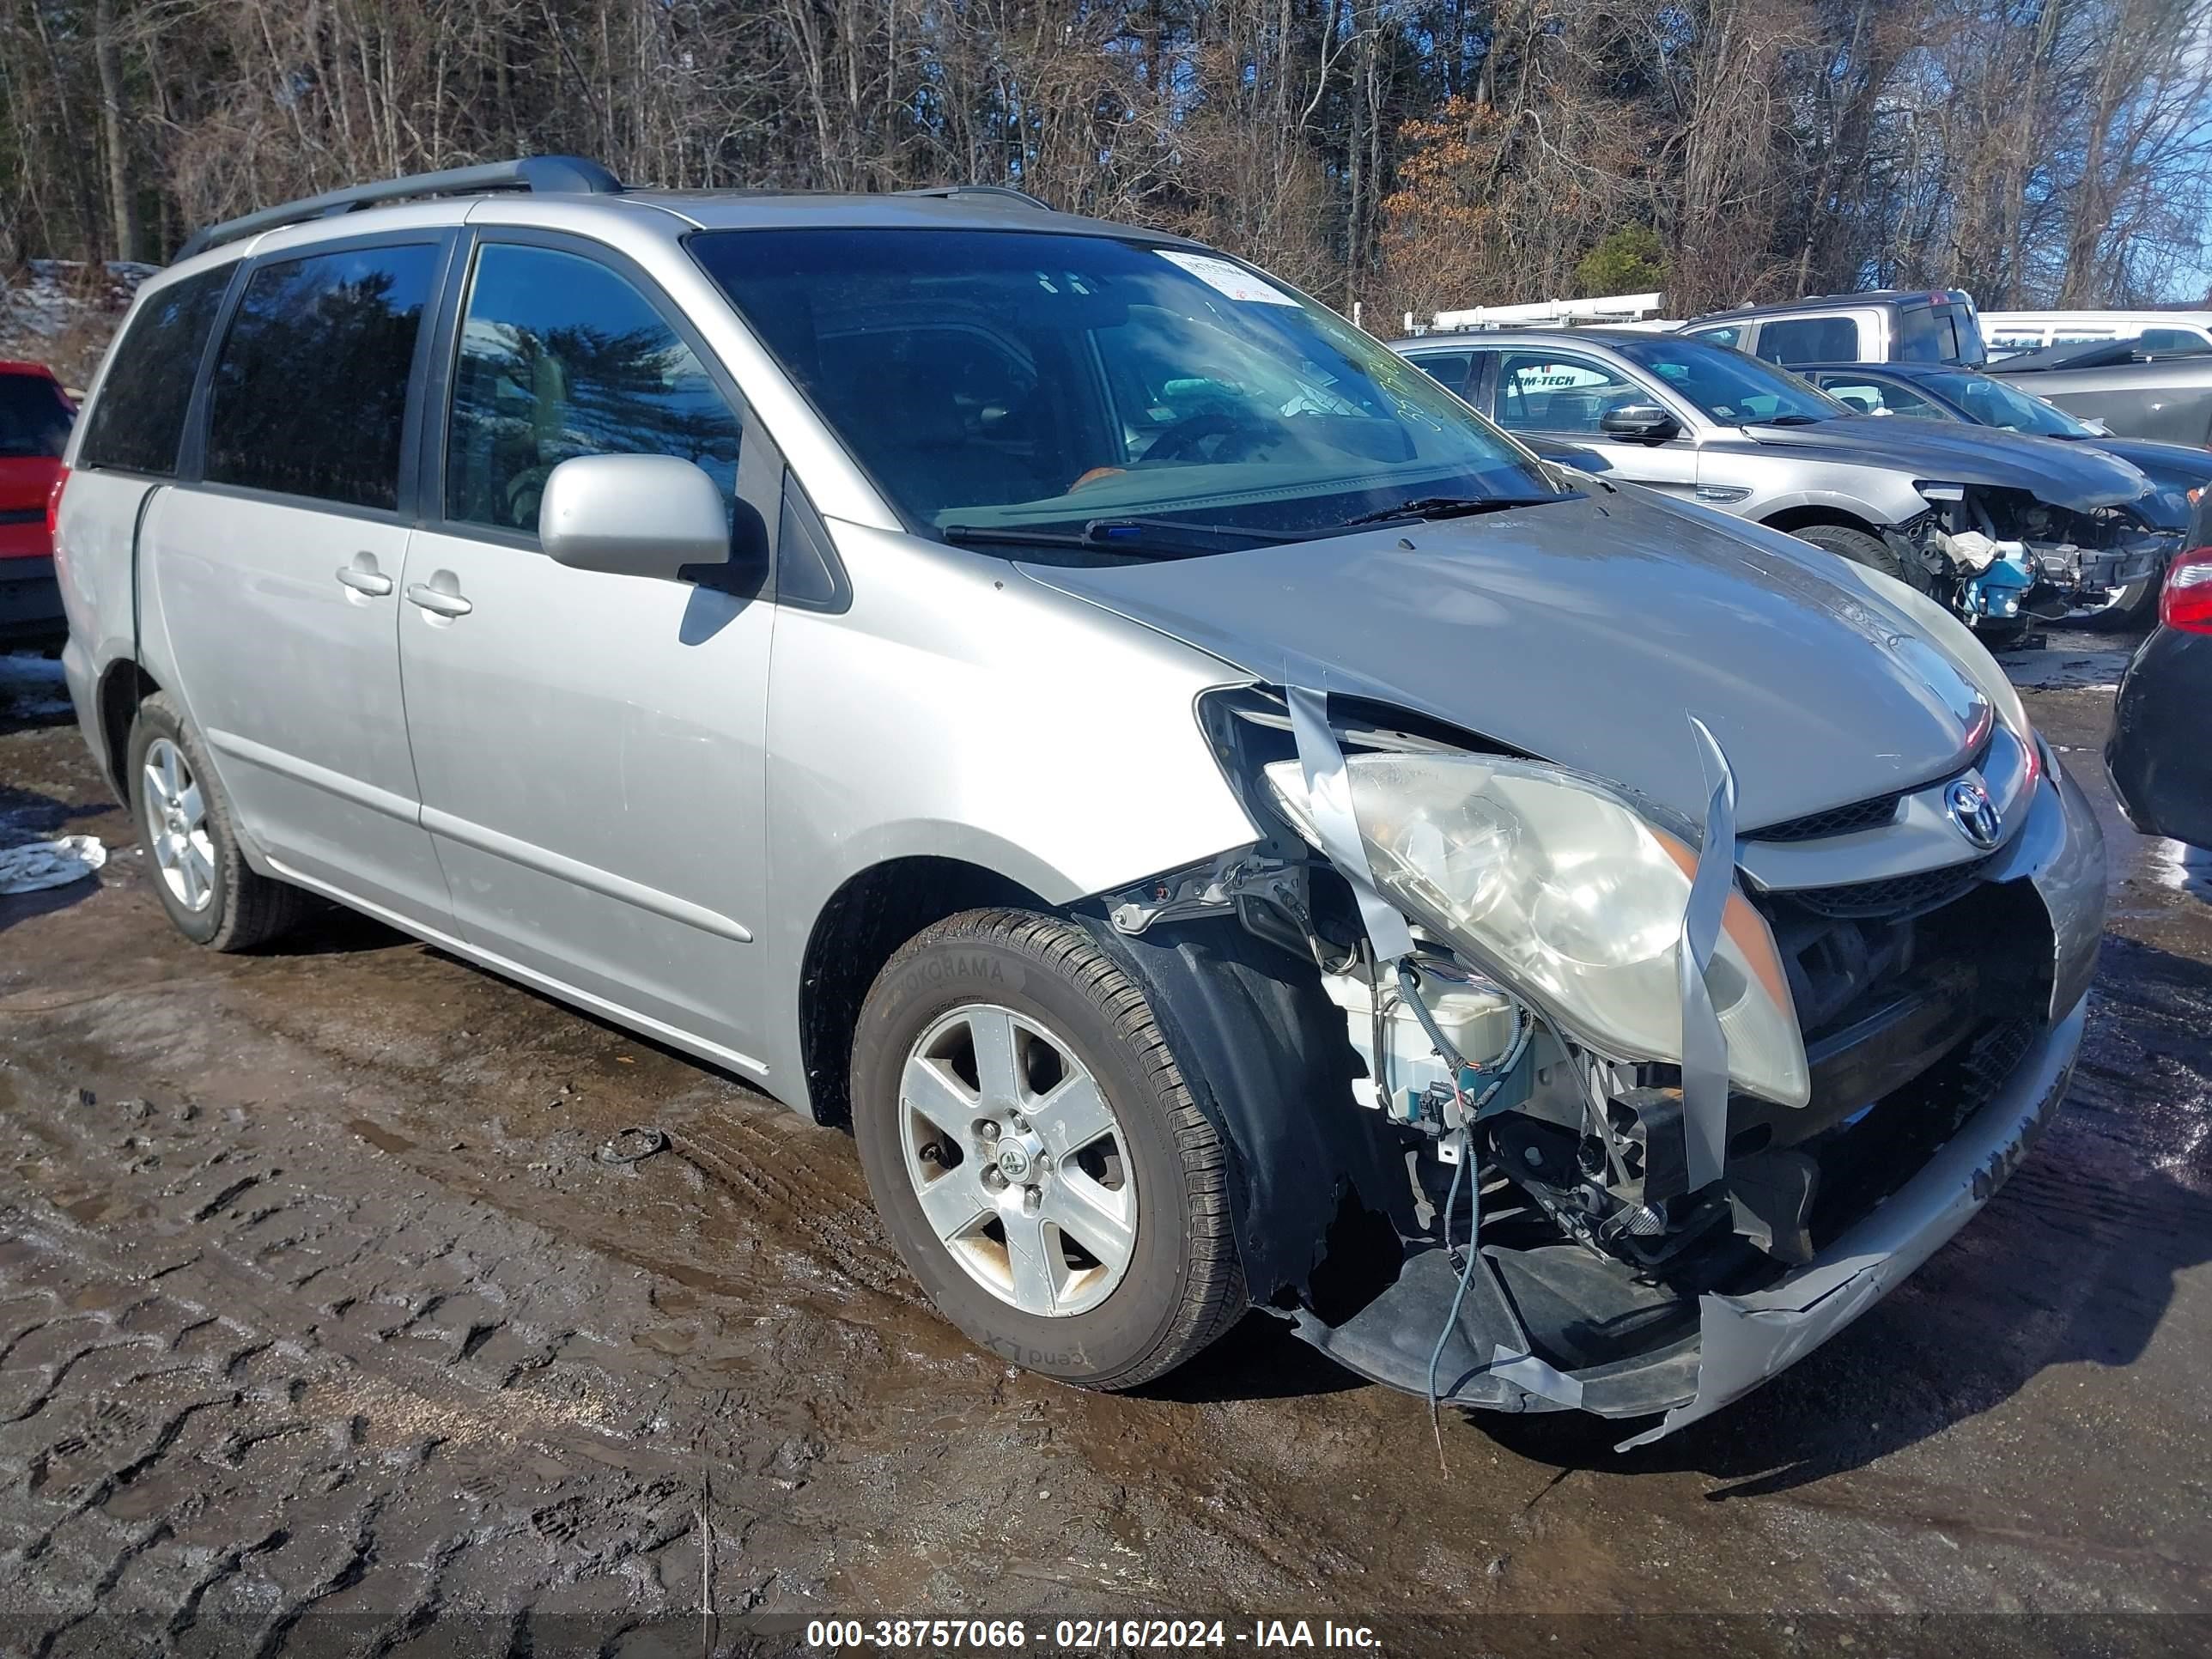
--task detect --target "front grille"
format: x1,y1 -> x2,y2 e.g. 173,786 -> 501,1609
1805,1016 -> 2039,1248
1747,792 -> 1904,842
1747,729 -> 1995,847
1782,854 -> 1994,920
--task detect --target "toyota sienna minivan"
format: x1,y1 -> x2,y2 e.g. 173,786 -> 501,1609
53,159 -> 2105,1444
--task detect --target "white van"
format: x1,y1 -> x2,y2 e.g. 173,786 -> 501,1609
1980,310 -> 2212,361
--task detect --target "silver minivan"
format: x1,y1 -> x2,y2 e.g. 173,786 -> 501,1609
54,161 -> 2105,1443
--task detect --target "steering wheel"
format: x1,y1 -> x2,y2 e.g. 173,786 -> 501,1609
1142,408 -> 1272,464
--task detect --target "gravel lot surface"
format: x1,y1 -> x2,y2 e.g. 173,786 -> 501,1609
0,633 -> 2206,1656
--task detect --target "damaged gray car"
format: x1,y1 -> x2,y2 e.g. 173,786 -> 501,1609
56,167 -> 2104,1443
1395,329 -> 2180,635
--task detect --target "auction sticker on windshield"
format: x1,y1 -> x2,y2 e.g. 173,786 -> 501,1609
1156,248 -> 1301,305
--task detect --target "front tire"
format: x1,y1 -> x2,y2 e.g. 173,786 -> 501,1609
2087,574 -> 2160,631
850,909 -> 1246,1389
1792,522 -> 1928,590
126,692 -> 306,951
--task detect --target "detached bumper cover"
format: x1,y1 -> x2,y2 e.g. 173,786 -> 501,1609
1614,990 -> 2081,1445
1291,993 -> 2085,1431
1285,744 -> 2104,1437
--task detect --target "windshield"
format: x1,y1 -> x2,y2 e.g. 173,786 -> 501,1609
0,373 -> 73,459
690,228 -> 1561,546
1918,370 -> 2087,437
1614,337 -> 1846,425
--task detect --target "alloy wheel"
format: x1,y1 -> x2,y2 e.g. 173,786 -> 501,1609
896,1003 -> 1139,1318
142,736 -> 216,913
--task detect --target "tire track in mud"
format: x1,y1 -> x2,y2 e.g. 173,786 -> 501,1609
0,1006 -> 1326,1648
0,1032 -> 879,1652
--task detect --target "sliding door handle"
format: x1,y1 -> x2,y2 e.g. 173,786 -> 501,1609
335,556 -> 393,597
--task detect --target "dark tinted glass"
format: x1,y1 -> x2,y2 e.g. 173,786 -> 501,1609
446,244 -> 740,532
206,244 -> 439,509
2140,327 -> 2212,355
76,267 -> 230,476
1411,351 -> 1474,392
1895,304 -> 1974,364
1754,315 -> 1860,365
0,373 -> 73,459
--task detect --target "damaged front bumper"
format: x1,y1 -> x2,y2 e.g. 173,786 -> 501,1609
2024,530 -> 2170,599
1290,993 -> 2081,1440
1273,739 -> 2104,1443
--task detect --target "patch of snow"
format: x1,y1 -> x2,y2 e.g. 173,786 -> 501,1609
2146,838 -> 2212,903
0,652 -> 71,720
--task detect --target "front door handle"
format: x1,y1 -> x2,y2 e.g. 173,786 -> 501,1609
404,580 -> 473,618
335,556 -> 393,597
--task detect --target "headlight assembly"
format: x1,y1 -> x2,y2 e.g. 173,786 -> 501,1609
1265,751 -> 1810,1109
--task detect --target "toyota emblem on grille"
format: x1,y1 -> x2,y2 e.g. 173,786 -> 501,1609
1946,778 -> 2002,848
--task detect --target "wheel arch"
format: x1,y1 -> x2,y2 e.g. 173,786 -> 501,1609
95,657 -> 160,802
1759,502 -> 1887,538
797,854 -> 1052,1128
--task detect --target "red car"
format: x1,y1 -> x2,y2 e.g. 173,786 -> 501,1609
0,360 -> 76,646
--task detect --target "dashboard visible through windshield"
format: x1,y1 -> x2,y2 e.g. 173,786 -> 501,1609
690,227 -> 1565,552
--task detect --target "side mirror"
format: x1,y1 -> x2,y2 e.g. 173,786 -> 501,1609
540,453 -> 744,582
1599,402 -> 1680,442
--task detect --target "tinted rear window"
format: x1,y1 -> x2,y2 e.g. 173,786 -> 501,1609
206,243 -> 440,510
1754,314 -> 1862,365
0,373 -> 73,459
76,267 -> 232,476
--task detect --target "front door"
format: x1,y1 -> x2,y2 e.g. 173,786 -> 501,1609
150,236 -> 454,924
1489,349 -> 1700,497
396,236 -> 777,1070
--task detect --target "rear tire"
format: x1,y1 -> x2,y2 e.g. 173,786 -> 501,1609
126,692 -> 306,951
850,908 -> 1246,1389
1792,522 -> 1928,591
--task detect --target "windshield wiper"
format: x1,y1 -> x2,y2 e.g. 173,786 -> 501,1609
1336,494 -> 1566,529
940,517 -> 1281,557
1757,413 -> 1829,427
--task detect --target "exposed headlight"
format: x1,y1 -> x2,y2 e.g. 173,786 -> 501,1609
1265,752 -> 1809,1108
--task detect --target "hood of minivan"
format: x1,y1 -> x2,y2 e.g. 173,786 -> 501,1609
1022,489 -> 1996,830
1727,416 -> 2149,512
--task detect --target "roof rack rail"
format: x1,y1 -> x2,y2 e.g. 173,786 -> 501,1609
895,184 -> 1050,210
175,155 -> 623,262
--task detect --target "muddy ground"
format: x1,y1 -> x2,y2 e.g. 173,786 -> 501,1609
0,633 -> 2206,1656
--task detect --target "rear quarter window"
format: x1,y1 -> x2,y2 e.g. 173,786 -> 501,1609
76,266 -> 233,476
